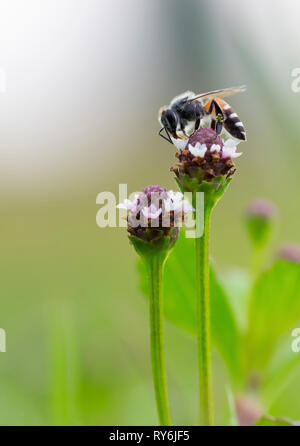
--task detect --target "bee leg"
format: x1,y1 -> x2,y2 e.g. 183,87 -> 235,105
195,117 -> 201,131
215,117 -> 224,136
179,117 -> 188,137
194,103 -> 203,132
158,127 -> 173,144
208,99 -> 225,136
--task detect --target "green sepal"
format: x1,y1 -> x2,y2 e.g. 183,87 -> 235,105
245,215 -> 272,249
175,174 -> 232,211
129,227 -> 179,264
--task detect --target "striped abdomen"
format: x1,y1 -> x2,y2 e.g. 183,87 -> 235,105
204,97 -> 246,141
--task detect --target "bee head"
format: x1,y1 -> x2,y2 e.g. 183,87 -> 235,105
160,108 -> 178,138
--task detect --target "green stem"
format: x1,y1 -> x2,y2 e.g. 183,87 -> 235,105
49,301 -> 80,426
250,245 -> 264,282
195,206 -> 214,426
147,254 -> 171,426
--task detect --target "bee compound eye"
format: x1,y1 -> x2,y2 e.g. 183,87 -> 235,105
164,109 -> 178,128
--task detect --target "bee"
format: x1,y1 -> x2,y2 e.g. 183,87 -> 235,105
158,85 -> 246,144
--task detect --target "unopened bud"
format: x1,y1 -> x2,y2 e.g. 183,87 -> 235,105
245,199 -> 277,247
278,243 -> 300,264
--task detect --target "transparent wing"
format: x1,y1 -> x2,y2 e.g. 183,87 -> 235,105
192,85 -> 246,104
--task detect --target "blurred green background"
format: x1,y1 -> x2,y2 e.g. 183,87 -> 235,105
1,0 -> 300,425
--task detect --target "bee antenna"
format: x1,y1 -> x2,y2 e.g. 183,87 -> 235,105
158,127 -> 173,144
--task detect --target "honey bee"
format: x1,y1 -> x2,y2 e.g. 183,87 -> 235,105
158,85 -> 246,144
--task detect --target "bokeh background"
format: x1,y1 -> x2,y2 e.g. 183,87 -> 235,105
1,0 -> 300,425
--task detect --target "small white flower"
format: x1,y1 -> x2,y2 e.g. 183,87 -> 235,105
210,144 -> 221,153
117,199 -> 135,211
163,198 -> 173,213
222,139 -> 242,158
168,190 -> 184,208
142,204 -> 162,219
188,142 -> 207,158
224,139 -> 238,148
168,190 -> 183,201
172,200 -> 184,212
117,187 -> 194,229
171,137 -> 187,151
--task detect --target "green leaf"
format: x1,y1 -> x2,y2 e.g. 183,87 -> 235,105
261,335 -> 300,407
254,415 -> 299,426
138,231 -> 242,381
247,260 -> 300,370
221,269 -> 250,332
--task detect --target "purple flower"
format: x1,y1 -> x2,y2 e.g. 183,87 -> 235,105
235,395 -> 263,426
278,243 -> 300,264
188,128 -> 223,150
117,185 -> 193,244
246,200 -> 277,220
171,128 -> 242,185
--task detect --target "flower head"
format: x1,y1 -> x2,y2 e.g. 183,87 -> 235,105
171,128 -> 244,208
235,395 -> 263,426
117,185 -> 193,254
278,243 -> 300,264
246,199 -> 277,221
171,128 -> 242,190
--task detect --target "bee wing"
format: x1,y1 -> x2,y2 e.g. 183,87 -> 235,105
192,85 -> 246,104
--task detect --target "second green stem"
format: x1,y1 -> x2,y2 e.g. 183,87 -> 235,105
148,254 -> 171,426
195,206 -> 214,426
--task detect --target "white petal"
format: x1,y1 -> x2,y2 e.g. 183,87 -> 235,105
211,144 -> 221,153
231,151 -> 242,158
224,137 -> 242,147
167,190 -> 183,201
141,206 -> 150,218
150,208 -> 162,219
189,143 -> 207,158
171,137 -> 187,151
199,144 -> 207,157
172,201 -> 183,212
224,139 -> 236,148
132,194 -> 139,204
188,144 -> 199,157
222,147 -> 234,158
142,206 -> 162,219
164,199 -> 172,213
171,191 -> 183,203
117,199 -> 133,210
116,203 -> 128,210
222,146 -> 242,158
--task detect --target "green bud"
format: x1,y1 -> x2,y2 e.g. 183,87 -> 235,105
129,227 -> 179,263
245,200 -> 277,248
